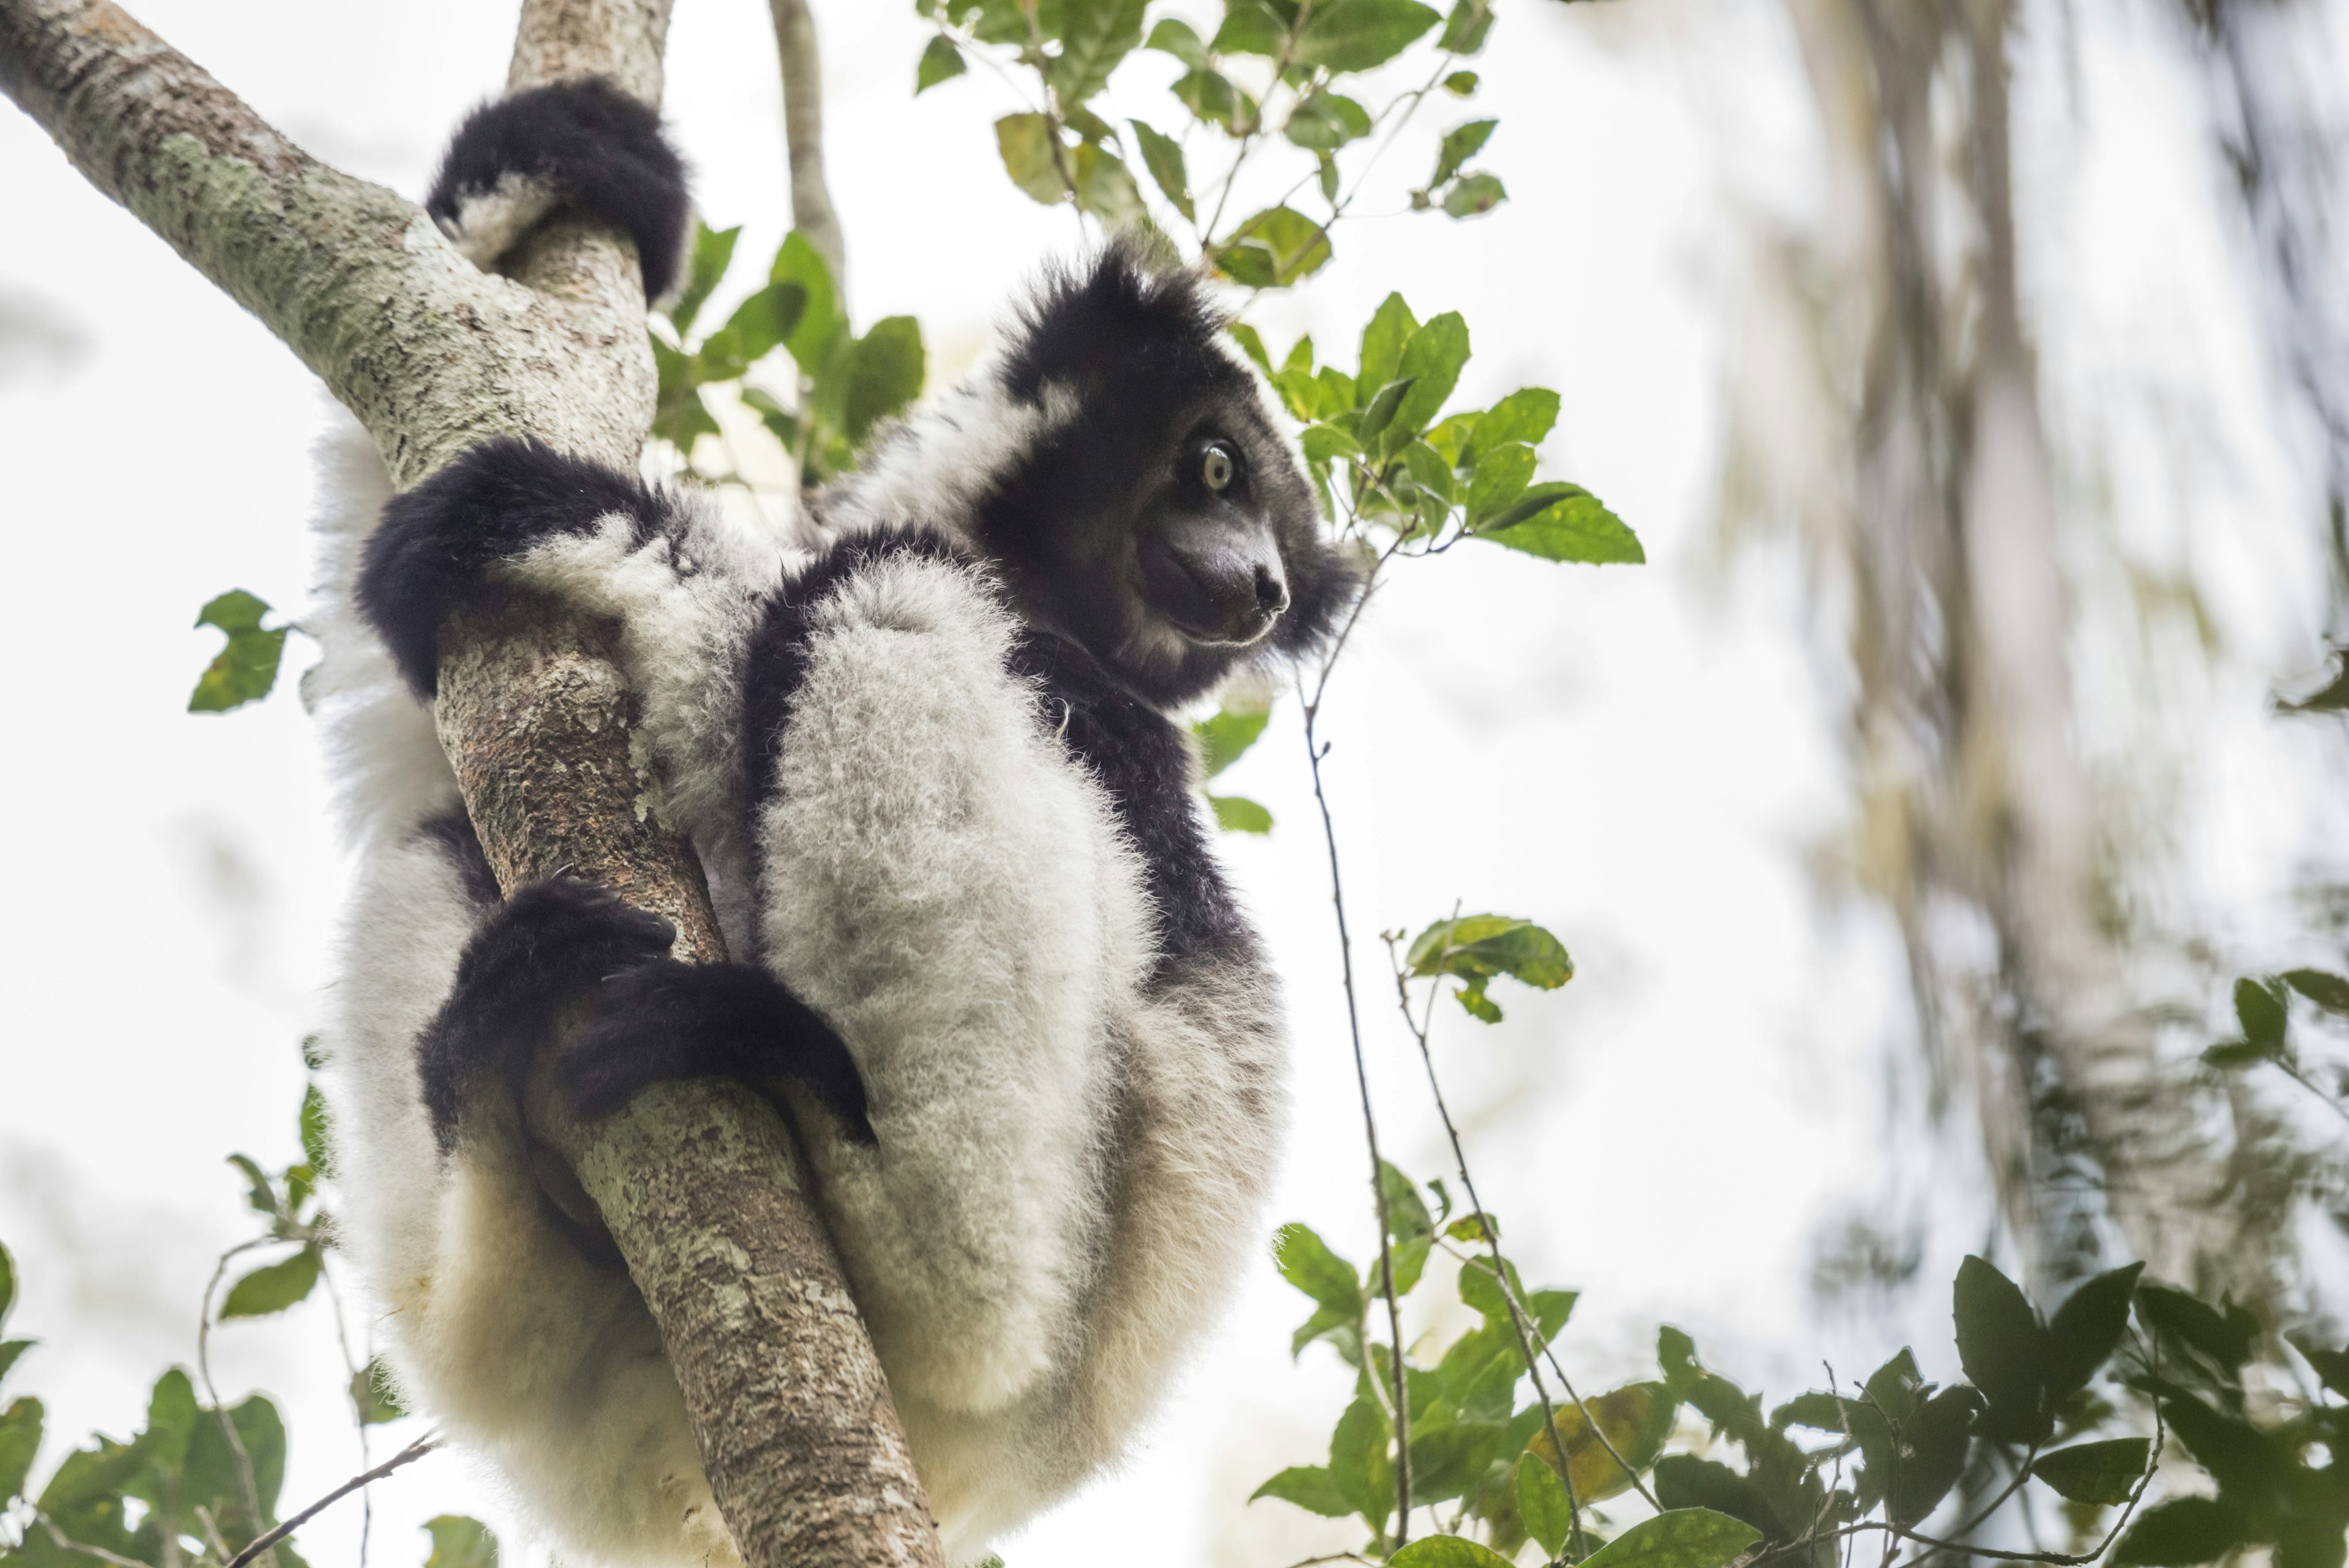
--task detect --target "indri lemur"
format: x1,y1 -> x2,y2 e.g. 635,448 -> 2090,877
314,79 -> 1357,1567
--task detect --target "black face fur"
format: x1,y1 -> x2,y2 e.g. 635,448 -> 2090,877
970,242 -> 1359,710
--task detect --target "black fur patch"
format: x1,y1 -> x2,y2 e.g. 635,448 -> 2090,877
739,527 -> 980,805
428,77 -> 689,300
998,236 -> 1237,409
1012,632 -> 1259,979
358,438 -> 665,698
415,806 -> 501,907
414,875 -> 676,1153
560,959 -> 874,1143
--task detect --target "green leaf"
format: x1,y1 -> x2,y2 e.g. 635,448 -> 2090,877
1209,794 -> 1273,833
1466,442 -> 1537,524
2137,1284 -> 2258,1370
996,113 -> 1069,204
1469,388 -> 1561,457
182,1392 -> 289,1539
2112,1496 -> 2250,1566
1356,377 -> 1417,453
1359,293 -> 1420,395
1442,171 -> 1507,218
2200,1040 -> 2269,1068
1953,1254 -> 2046,1442
1389,1537 -> 1518,1568
1516,1451 -> 1576,1558
1285,91 -> 1373,151
190,590 -> 289,713
1431,119 -> 1497,186
1275,1223 -> 1363,1317
229,1153 -> 280,1219
1478,485 -> 1644,564
2283,968 -> 2349,1013
0,1340 -> 29,1388
1296,0 -> 1442,71
1652,1454 -> 1790,1542
220,1245 -> 323,1319
1070,143 -> 1146,223
2030,1438 -> 2148,1506
1576,1508 -> 1764,1568
2045,1261 -> 2143,1399
1128,119 -> 1195,220
703,281 -> 807,376
650,339 -> 720,451
353,1358 -> 406,1426
2235,976 -> 2287,1050
1891,1384 -> 1983,1524
1145,17 -> 1210,65
1329,1395 -> 1393,1529
1392,311 -> 1471,439
0,1241 -> 13,1329
916,32 -> 968,92
770,231 -> 845,368
424,1515 -> 500,1568
299,1085 -> 333,1175
1227,322 -> 1273,376
1249,1463 -> 1354,1517
1053,0 -> 1148,104
0,1395 -> 41,1502
666,222 -> 738,335
1444,69 -> 1479,94
1213,0 -> 1293,56
1196,697 -> 1272,776
1440,0 -> 1495,52
1173,69 -> 1255,134
2295,1337 -> 2349,1398
844,316 -> 926,447
1214,206 -> 1332,288
1406,916 -> 1574,1024
1528,1382 -> 1679,1504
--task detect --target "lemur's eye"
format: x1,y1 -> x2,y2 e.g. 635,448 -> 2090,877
1200,443 -> 1237,492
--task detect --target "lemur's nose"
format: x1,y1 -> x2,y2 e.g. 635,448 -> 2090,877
1255,567 -> 1290,620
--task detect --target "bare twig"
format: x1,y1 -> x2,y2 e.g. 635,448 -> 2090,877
35,1515 -> 156,1568
222,1436 -> 442,1568
766,0 -> 846,299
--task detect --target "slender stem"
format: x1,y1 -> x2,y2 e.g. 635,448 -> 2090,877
196,1239 -> 276,1568
2274,1058 -> 2349,1128
221,1436 -> 442,1568
315,1258 -> 374,1568
35,1515 -> 155,1568
1299,683 -> 1412,1546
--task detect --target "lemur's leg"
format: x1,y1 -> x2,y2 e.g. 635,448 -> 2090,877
428,76 -> 691,302
556,957 -> 875,1142
738,532 -> 1154,1422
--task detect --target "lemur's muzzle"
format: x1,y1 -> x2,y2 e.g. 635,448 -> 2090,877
1141,521 -> 1290,647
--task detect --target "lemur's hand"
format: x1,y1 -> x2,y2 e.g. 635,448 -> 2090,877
560,960 -> 877,1145
355,439 -> 668,697
428,76 -> 690,302
416,875 -> 676,1150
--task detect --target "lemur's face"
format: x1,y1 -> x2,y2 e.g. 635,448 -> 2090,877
974,246 -> 1358,708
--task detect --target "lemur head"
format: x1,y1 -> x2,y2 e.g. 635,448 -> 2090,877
976,240 -> 1358,707
831,239 -> 1359,710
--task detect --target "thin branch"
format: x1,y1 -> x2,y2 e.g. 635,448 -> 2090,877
34,1515 -> 156,1568
195,1239 -> 274,1568
766,0 -> 847,300
223,1436 -> 442,1568
1297,678 -> 1413,1545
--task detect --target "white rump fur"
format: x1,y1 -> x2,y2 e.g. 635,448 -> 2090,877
314,324 -> 1287,1566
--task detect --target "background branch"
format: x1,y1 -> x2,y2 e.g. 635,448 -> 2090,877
767,0 -> 847,297
0,2 -> 941,1563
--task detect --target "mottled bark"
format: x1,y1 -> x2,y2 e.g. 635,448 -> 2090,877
766,0 -> 847,297
0,2 -> 944,1562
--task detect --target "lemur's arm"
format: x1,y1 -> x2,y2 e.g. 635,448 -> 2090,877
428,77 -> 691,302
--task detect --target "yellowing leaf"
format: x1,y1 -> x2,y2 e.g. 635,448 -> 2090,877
1526,1381 -> 1677,1503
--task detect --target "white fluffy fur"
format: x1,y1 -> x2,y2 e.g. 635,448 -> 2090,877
437,174 -> 560,275
314,367 -> 1287,1564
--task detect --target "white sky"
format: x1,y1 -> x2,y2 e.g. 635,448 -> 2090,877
1,0 -> 2343,1565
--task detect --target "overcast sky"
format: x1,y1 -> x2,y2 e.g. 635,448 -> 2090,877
1,0 -> 2343,1564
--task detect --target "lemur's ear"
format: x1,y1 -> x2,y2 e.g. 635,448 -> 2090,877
998,233 -> 1240,406
427,78 -> 691,303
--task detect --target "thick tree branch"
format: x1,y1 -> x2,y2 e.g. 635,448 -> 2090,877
0,2 -> 943,1563
766,0 -> 847,293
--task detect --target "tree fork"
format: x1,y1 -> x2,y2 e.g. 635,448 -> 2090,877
0,1 -> 944,1562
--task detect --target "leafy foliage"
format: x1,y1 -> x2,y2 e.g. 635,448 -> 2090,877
188,591 -> 289,714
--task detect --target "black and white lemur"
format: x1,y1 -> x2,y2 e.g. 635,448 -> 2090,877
311,79 -> 1359,1567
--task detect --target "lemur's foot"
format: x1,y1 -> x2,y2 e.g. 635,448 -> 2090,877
357,439 -> 663,697
559,959 -> 876,1145
417,875 -> 677,1149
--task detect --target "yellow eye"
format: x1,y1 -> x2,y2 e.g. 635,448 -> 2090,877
1201,444 -> 1236,491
